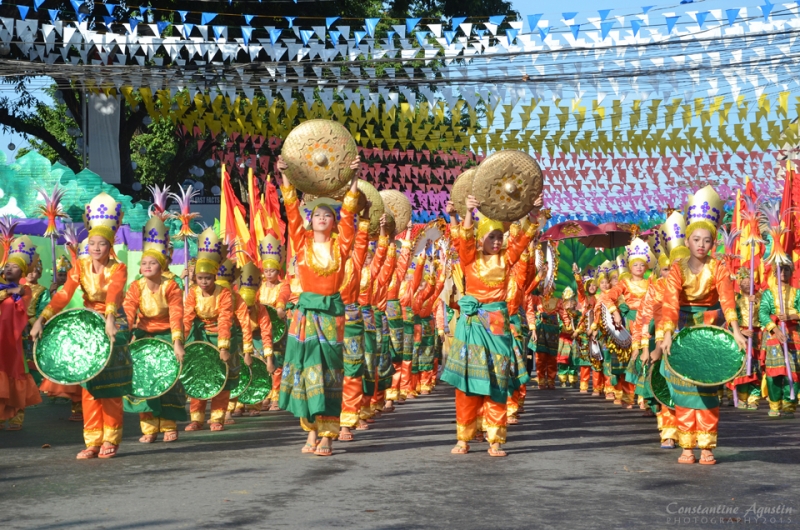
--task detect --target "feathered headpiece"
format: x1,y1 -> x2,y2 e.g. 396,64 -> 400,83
36,185 -> 69,238
168,185 -> 201,239
148,184 -> 172,221
0,215 -> 19,267
62,224 -> 83,261
759,202 -> 793,268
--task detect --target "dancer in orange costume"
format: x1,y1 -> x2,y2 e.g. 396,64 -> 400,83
383,223 -> 412,411
572,264 -> 600,394
258,230 -> 289,412
505,229 -> 533,424
370,238 -> 398,416
398,245 -> 427,402
414,254 -> 447,395
31,193 -> 132,459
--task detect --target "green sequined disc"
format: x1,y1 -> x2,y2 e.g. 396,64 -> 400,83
230,363 -> 252,399
238,357 -> 272,405
180,342 -> 228,400
129,338 -> 181,399
267,306 -> 287,343
666,325 -> 745,386
648,359 -> 674,410
34,308 -> 112,385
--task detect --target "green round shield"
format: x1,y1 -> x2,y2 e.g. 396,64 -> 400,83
180,341 -> 228,400
647,358 -> 674,410
238,357 -> 272,405
665,325 -> 745,386
229,362 -> 253,400
129,338 -> 181,399
267,305 -> 287,344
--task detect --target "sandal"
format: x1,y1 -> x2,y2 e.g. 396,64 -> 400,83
269,403 -> 280,411
487,447 -> 508,457
138,434 -> 158,443
747,403 -> 759,410
76,447 -> 100,460
660,439 -> 676,449
678,453 -> 696,465
507,416 -> 519,425
314,444 -> 333,457
209,422 -> 224,431
699,452 -> 717,465
231,410 -> 243,417
339,431 -> 354,441
768,410 -> 781,418
383,405 -> 396,413
163,431 -> 178,443
301,442 -> 318,454
249,410 -> 261,417
450,443 -> 470,454
98,443 -> 118,459
184,421 -> 203,431
355,423 -> 370,431
224,418 -> 236,426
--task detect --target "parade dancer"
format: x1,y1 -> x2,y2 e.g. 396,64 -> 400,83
383,224 -> 412,411
414,254 -> 446,395
258,230 -> 288,412
732,268 -> 762,409
572,264 -> 597,394
370,239 -> 398,416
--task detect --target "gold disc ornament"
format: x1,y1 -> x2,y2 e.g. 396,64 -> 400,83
357,180 -> 385,240
379,189 -> 412,236
281,120 -> 358,196
450,168 -> 476,218
472,151 -> 543,222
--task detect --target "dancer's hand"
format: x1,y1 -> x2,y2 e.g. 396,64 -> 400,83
661,331 -> 672,356
30,317 -> 44,341
612,311 -> 622,327
244,353 -> 253,367
572,263 -> 580,274
741,329 -> 753,338
733,330 -> 748,351
266,356 -> 276,374
773,327 -> 787,344
649,346 -> 662,362
276,156 -> 289,188
219,349 -> 231,362
105,314 -> 118,342
173,341 -> 185,363
465,195 -> 479,211
277,308 -> 286,319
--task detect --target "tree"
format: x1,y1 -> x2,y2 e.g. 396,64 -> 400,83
388,0 -> 518,19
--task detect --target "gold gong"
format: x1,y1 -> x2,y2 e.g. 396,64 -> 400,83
472,150 -> 543,222
281,120 -> 358,196
450,168 -> 476,218
384,211 -> 396,241
357,180 -> 385,240
379,189 -> 412,236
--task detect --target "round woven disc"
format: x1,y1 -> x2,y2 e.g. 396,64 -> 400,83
281,120 -> 358,196
379,190 -> 412,236
384,211 -> 396,240
473,150 -> 543,222
356,180 -> 385,240
450,169 -> 476,218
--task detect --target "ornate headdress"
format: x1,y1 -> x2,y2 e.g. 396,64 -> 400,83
614,255 -> 627,279
6,236 -> 37,276
84,192 -> 123,244
736,267 -> 750,281
658,254 -> 671,270
238,259 -> 262,307
660,211 -> 690,261
476,212 -> 504,241
55,255 -> 72,273
301,198 -> 342,230
142,217 -> 170,270
196,227 -> 223,275
562,286 -> 575,301
216,258 -> 235,287
685,185 -> 725,238
77,238 -> 90,258
30,252 -> 43,274
625,237 -> 655,269
259,230 -> 284,271
596,260 -> 613,281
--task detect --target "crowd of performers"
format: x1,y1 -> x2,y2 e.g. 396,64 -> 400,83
1,158 -> 795,465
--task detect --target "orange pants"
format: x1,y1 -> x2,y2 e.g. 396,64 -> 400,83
579,366 -> 592,392
519,384 -> 527,407
340,376 -> 363,427
614,376 -> 635,404
399,360 -> 415,398
592,370 -> 607,394
455,390 -> 507,444
675,405 -> 719,449
420,370 -> 434,392
658,406 -> 678,442
270,368 -> 282,402
190,391 -> 230,426
140,413 -> 177,435
507,388 -> 522,418
535,353 -> 557,388
386,362 -> 403,401
82,389 -> 123,447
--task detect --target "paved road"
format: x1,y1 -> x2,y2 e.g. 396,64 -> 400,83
2,386 -> 799,529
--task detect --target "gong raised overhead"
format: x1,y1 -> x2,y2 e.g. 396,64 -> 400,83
356,179 -> 385,240
379,189 -> 412,236
450,168 -> 476,218
281,120 -> 358,196
472,150 -> 543,222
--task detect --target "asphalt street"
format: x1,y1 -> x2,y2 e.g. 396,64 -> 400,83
2,385 -> 799,530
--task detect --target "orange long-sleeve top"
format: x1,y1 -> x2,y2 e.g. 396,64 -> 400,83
507,252 -> 531,316
41,257 -> 127,321
358,235 -> 389,306
183,285 -> 234,351
525,294 -> 563,330
574,273 -> 596,314
339,220 -> 371,305
229,288 -> 255,354
275,276 -> 297,308
598,276 -> 650,314
415,264 -> 446,318
458,220 -> 536,304
372,242 -> 397,313
631,277 -> 666,350
255,280 -> 283,355
662,257 -> 738,334
123,276 -> 185,344
281,183 -> 361,296
387,242 -> 412,301
399,253 -> 426,308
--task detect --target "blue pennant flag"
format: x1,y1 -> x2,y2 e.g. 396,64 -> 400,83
641,6 -> 654,13
244,15 -> 255,25
201,13 -> 217,25
527,14 -> 543,31
386,30 -> 395,41
103,16 -> 114,26
450,16 -> 466,28
562,12 -> 578,21
212,26 -> 225,40
488,15 -> 505,26
600,20 -> 615,39
285,16 -> 296,28
70,0 -> 83,14
183,24 -> 194,38
48,9 -> 59,21
760,2 -> 774,20
665,15 -> 680,33
695,11 -> 709,27
365,18 -> 380,37
177,10 -> 188,23
326,17 -> 340,28
301,29 -> 316,45
354,30 -> 367,46
598,9 -> 612,21
77,12 -> 88,23
406,17 -> 421,33
105,3 -> 117,16
630,19 -> 642,36
17,6 -> 28,19
329,30 -> 340,43
443,30 -> 457,45
129,18 -> 139,32
475,29 -> 486,38
414,30 -> 428,47
241,26 -> 254,46
156,21 -> 169,34
33,0 -> 46,10
269,28 -> 282,45
506,28 -> 518,46
725,8 -> 740,25
570,24 -> 581,39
